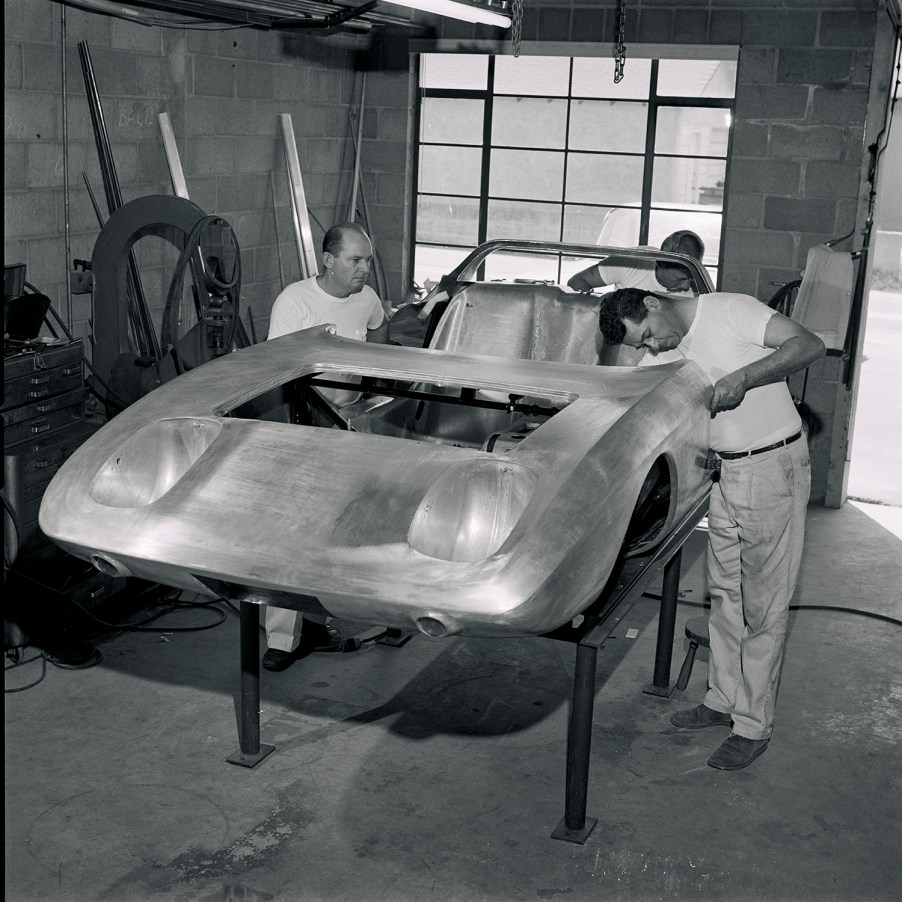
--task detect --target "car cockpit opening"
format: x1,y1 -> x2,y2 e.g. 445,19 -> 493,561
223,373 -> 575,453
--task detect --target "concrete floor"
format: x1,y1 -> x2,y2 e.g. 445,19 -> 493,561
5,502 -> 901,902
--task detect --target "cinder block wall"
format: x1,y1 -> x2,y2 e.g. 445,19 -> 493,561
3,1 -> 410,349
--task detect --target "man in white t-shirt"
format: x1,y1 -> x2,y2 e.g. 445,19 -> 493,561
598,287 -> 825,769
263,221 -> 388,672
568,230 -> 706,295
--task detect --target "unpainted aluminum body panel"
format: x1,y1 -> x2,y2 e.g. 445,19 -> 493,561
40,328 -> 712,638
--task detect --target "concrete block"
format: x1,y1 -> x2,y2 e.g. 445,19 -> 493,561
672,10 -> 709,44
804,161 -> 860,200
3,91 -> 62,145
5,143 -> 27,190
111,18 -> 162,55
852,50 -> 873,88
571,7 -> 609,44
820,11 -> 878,47
365,71 -> 412,111
307,67 -> 344,106
538,7 -> 571,41
189,136 -> 236,176
742,11 -> 817,46
105,142 -> 138,187
709,10 -> 742,45
732,121 -> 769,157
136,141 -> 165,184
232,173 -> 271,212
194,55 -> 235,98
376,107 -> 410,144
4,0 -> 54,43
737,47 -> 778,88
765,197 -> 837,233
306,137 -> 345,174
210,98 -> 261,137
363,141 -> 408,174
110,99 -> 161,142
811,88 -> 868,126
376,172 -> 406,206
236,61 -> 274,100
136,56 -> 163,97
24,235 -> 65,291
6,42 -> 23,89
184,96 -> 223,138
234,137 -> 278,173
769,124 -> 846,161
637,9 -> 673,43
777,49 -> 854,87
27,141 -> 69,190
736,84 -> 809,121
215,29 -> 259,60
274,64 -> 309,101
89,49 -> 141,95
725,229 -> 796,267
730,158 -> 802,195
719,264 -> 758,297
727,193 -> 764,229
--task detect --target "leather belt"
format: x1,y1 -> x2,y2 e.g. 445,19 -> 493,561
715,430 -> 802,460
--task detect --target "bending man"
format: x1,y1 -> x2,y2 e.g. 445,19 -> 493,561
597,286 -> 824,769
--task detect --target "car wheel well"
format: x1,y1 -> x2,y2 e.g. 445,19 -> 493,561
621,456 -> 673,554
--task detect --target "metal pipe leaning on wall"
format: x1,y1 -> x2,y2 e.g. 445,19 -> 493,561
78,41 -> 160,360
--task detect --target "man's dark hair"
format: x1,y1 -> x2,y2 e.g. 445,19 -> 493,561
598,287 -> 652,345
322,221 -> 370,256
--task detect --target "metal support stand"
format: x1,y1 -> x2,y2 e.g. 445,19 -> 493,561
643,548 -> 682,697
550,495 -> 708,844
226,600 -> 275,768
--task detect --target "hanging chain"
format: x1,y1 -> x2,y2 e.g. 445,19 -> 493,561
613,0 -> 627,83
511,0 -> 523,59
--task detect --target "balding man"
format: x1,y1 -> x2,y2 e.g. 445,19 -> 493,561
263,222 -> 388,672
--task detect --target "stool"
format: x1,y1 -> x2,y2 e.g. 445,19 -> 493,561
675,615 -> 710,691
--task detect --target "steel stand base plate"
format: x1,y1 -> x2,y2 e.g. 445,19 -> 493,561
551,816 -> 597,844
377,628 -> 414,647
642,681 -> 677,698
226,744 -> 276,768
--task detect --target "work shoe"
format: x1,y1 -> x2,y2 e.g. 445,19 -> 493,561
302,622 -> 343,651
708,734 -> 770,770
262,647 -> 302,672
670,704 -> 732,729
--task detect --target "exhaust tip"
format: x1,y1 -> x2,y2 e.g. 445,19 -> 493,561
416,616 -> 449,638
90,553 -> 130,578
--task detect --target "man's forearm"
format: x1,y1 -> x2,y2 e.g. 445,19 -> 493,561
736,333 -> 826,391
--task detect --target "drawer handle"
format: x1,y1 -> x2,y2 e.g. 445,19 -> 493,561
30,420 -> 50,434
35,403 -> 56,414
29,389 -> 51,400
33,458 -> 53,470
63,366 -> 81,376
29,375 -> 51,385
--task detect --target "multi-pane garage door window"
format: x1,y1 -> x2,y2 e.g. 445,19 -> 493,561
413,52 -> 737,289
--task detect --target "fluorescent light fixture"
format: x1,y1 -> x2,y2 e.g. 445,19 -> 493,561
383,0 -> 512,28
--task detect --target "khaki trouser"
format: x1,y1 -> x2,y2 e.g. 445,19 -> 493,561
704,436 -> 811,740
265,607 -> 327,653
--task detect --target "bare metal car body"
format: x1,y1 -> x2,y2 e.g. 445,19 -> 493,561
39,241 -> 715,638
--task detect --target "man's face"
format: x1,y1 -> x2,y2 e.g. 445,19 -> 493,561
325,231 -> 373,296
621,298 -> 686,355
655,264 -> 692,294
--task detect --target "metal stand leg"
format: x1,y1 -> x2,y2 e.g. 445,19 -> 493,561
226,600 -> 275,767
551,642 -> 599,844
643,548 -> 682,698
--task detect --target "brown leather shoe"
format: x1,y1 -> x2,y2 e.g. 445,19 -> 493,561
670,704 -> 732,729
707,734 -> 770,770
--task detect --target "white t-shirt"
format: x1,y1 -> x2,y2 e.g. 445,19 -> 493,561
267,276 -> 384,341
598,251 -> 669,293
640,293 -> 801,452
